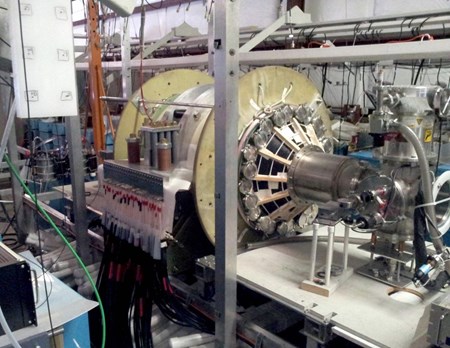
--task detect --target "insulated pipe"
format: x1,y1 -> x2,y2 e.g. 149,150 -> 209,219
389,121 -> 444,253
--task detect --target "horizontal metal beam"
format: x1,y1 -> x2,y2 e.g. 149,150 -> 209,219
23,194 -> 104,250
239,39 -> 450,64
76,53 -> 209,70
75,38 -> 450,71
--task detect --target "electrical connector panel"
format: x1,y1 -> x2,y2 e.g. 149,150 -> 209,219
0,243 -> 37,334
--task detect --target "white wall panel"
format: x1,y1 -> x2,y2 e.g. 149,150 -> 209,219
72,0 -> 280,42
305,0 -> 374,22
373,0 -> 450,16
305,0 -> 450,22
10,0 -> 78,118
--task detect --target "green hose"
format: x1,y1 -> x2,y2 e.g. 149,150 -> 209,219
4,154 -> 106,348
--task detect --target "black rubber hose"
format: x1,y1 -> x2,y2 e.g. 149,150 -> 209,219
413,192 -> 429,270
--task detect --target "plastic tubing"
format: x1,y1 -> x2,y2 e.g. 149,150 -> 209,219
4,154 -> 106,348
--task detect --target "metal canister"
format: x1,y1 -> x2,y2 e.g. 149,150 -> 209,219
157,138 -> 172,171
126,134 -> 141,164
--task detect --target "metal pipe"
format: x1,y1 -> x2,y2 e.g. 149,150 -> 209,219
325,226 -> 335,286
151,133 -> 158,168
343,224 -> 350,270
389,121 -> 444,253
309,223 -> 319,281
0,100 -> 16,166
245,235 -> 368,250
100,96 -> 213,109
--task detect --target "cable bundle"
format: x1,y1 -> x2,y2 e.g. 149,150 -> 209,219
91,224 -> 213,348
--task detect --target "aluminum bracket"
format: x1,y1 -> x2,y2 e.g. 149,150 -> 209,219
239,6 -> 311,53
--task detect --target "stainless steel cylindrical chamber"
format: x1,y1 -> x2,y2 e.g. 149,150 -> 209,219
287,147 -> 365,205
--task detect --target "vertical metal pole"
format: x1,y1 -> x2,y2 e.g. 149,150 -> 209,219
325,225 -> 335,286
370,232 -> 376,262
87,0 -> 106,156
207,1 -> 215,76
343,224 -> 350,270
7,121 -> 26,243
121,18 -> 132,100
66,116 -> 91,263
309,222 -> 319,281
214,0 -> 239,347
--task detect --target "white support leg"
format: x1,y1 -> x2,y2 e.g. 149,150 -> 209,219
343,224 -> 350,270
309,222 -> 319,281
325,225 -> 335,286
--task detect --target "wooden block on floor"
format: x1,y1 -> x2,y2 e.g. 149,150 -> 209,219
300,268 -> 353,297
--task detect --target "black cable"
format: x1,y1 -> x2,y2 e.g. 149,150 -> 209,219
370,63 -> 377,83
417,16 -> 431,34
96,223 -> 214,348
346,64 -> 351,106
321,63 -> 328,98
0,198 -> 14,228
0,75 -> 13,88
413,59 -> 425,85
392,62 -> 398,84
0,37 -> 10,47
0,6 -> 7,10
22,256 -> 57,310
410,61 -> 416,85
145,0 -> 163,9
414,191 -> 428,269
0,214 -> 16,236
352,23 -> 361,45
361,62 -> 366,110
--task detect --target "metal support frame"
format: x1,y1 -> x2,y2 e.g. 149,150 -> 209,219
240,39 -> 450,64
0,89 -> 27,244
65,116 -> 91,263
214,0 -> 239,346
7,118 -> 26,243
121,17 -> 132,100
133,22 -> 201,61
239,6 -> 311,53
136,31 -> 175,60
207,8 -> 214,76
302,222 -> 353,297
76,38 -> 450,72
87,0 -> 106,154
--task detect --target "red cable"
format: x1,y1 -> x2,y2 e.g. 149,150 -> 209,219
387,33 -> 434,43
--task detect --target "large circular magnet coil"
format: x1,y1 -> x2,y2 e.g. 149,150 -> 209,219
193,66 -> 333,243
433,171 -> 450,235
114,69 -> 213,160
